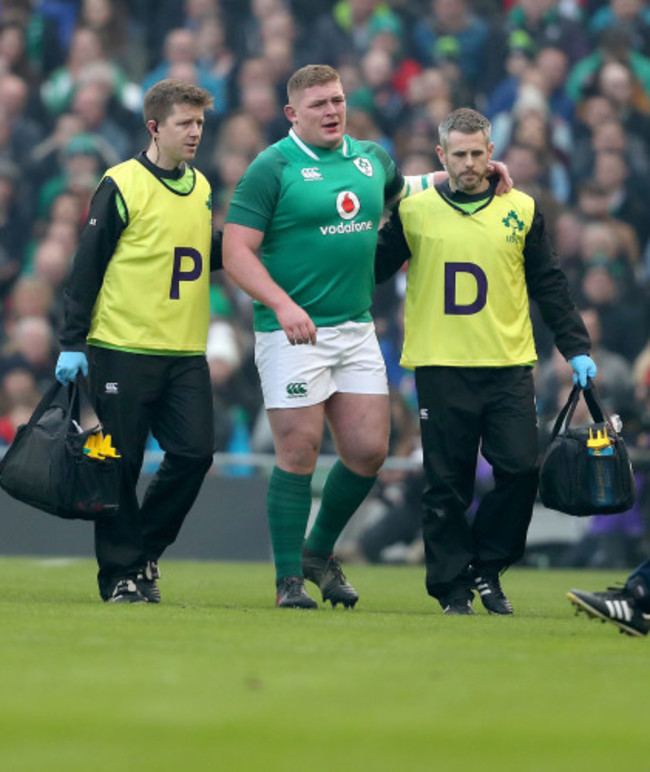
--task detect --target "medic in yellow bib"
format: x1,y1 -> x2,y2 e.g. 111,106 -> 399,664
375,108 -> 597,616
55,80 -> 223,604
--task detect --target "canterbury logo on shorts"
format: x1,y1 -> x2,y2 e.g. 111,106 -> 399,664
286,382 -> 308,397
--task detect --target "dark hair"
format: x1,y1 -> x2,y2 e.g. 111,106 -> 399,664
142,79 -> 213,127
286,64 -> 341,102
438,108 -> 491,148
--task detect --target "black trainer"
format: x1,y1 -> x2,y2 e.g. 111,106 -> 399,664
108,578 -> 148,603
302,548 -> 359,608
442,598 -> 475,615
276,576 -> 318,609
567,587 -> 650,637
136,560 -> 161,603
471,566 -> 514,615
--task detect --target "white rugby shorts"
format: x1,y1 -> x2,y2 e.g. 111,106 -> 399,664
255,321 -> 388,408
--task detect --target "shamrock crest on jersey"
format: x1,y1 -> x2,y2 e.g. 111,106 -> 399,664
353,157 -> 373,177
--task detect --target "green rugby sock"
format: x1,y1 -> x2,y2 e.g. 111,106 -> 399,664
267,466 -> 313,580
305,460 -> 377,555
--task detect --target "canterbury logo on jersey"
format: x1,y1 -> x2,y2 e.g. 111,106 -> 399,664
301,167 -> 323,181
286,382 -> 307,396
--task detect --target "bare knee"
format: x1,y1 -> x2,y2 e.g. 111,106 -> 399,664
340,440 -> 388,478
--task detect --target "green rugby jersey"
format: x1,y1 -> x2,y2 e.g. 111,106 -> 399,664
226,129 -> 403,331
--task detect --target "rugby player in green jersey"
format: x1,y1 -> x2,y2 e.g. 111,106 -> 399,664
223,65 -> 512,609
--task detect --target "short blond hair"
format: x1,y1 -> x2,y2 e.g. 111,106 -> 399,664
286,64 -> 341,102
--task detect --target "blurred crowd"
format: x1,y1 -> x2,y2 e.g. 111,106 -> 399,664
1,0 -> 650,566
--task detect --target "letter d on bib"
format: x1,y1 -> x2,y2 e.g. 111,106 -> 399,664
444,262 -> 487,315
170,247 -> 203,299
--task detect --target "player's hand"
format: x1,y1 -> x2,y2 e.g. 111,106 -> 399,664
276,302 -> 317,345
488,160 -> 513,195
569,355 -> 597,388
55,351 -> 88,385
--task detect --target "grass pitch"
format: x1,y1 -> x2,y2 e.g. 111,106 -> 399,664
0,558 -> 646,772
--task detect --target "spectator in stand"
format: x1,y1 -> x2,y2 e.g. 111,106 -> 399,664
552,208 -> 585,289
572,92 -> 617,146
578,219 -> 643,312
0,363 -> 41,445
412,0 -> 488,94
28,238 -> 71,327
575,179 -> 641,271
41,26 -> 141,120
594,60 -> 650,153
40,218 -> 79,268
536,45 -> 576,123
263,35 -> 298,95
76,0 -> 140,79
485,30 -> 538,118
212,110 -> 266,168
195,14 -> 236,94
36,133 -> 107,225
0,0 -> 68,76
206,317 -> 262,454
571,114 -> 650,183
0,73 -> 45,172
577,264 -> 647,362
393,67 -> 455,160
566,27 -> 650,103
352,47 -> 407,137
592,149 -> 650,252
233,0 -> 290,59
5,315 -> 56,391
581,305 -> 634,410
309,0 -> 405,66
489,43 -> 574,125
0,18 -> 42,91
0,159 -> 31,300
70,81 -> 133,162
239,80 -> 285,145
3,276 -> 56,363
482,0 -> 589,96
492,84 -> 573,202
587,0 -> 650,57
142,28 -> 227,114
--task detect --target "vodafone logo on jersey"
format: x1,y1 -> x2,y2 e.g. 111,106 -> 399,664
336,191 -> 360,220
319,190 -> 373,236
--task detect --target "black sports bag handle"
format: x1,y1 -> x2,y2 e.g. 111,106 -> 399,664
17,376 -> 94,436
550,378 -> 611,440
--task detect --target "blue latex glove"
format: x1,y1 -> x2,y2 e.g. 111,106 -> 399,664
55,351 -> 88,385
569,354 -> 597,388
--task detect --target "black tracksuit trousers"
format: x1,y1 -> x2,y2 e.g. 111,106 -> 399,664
88,347 -> 214,599
415,366 -> 539,601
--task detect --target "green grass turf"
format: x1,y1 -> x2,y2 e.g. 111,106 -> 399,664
0,558 -> 646,771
